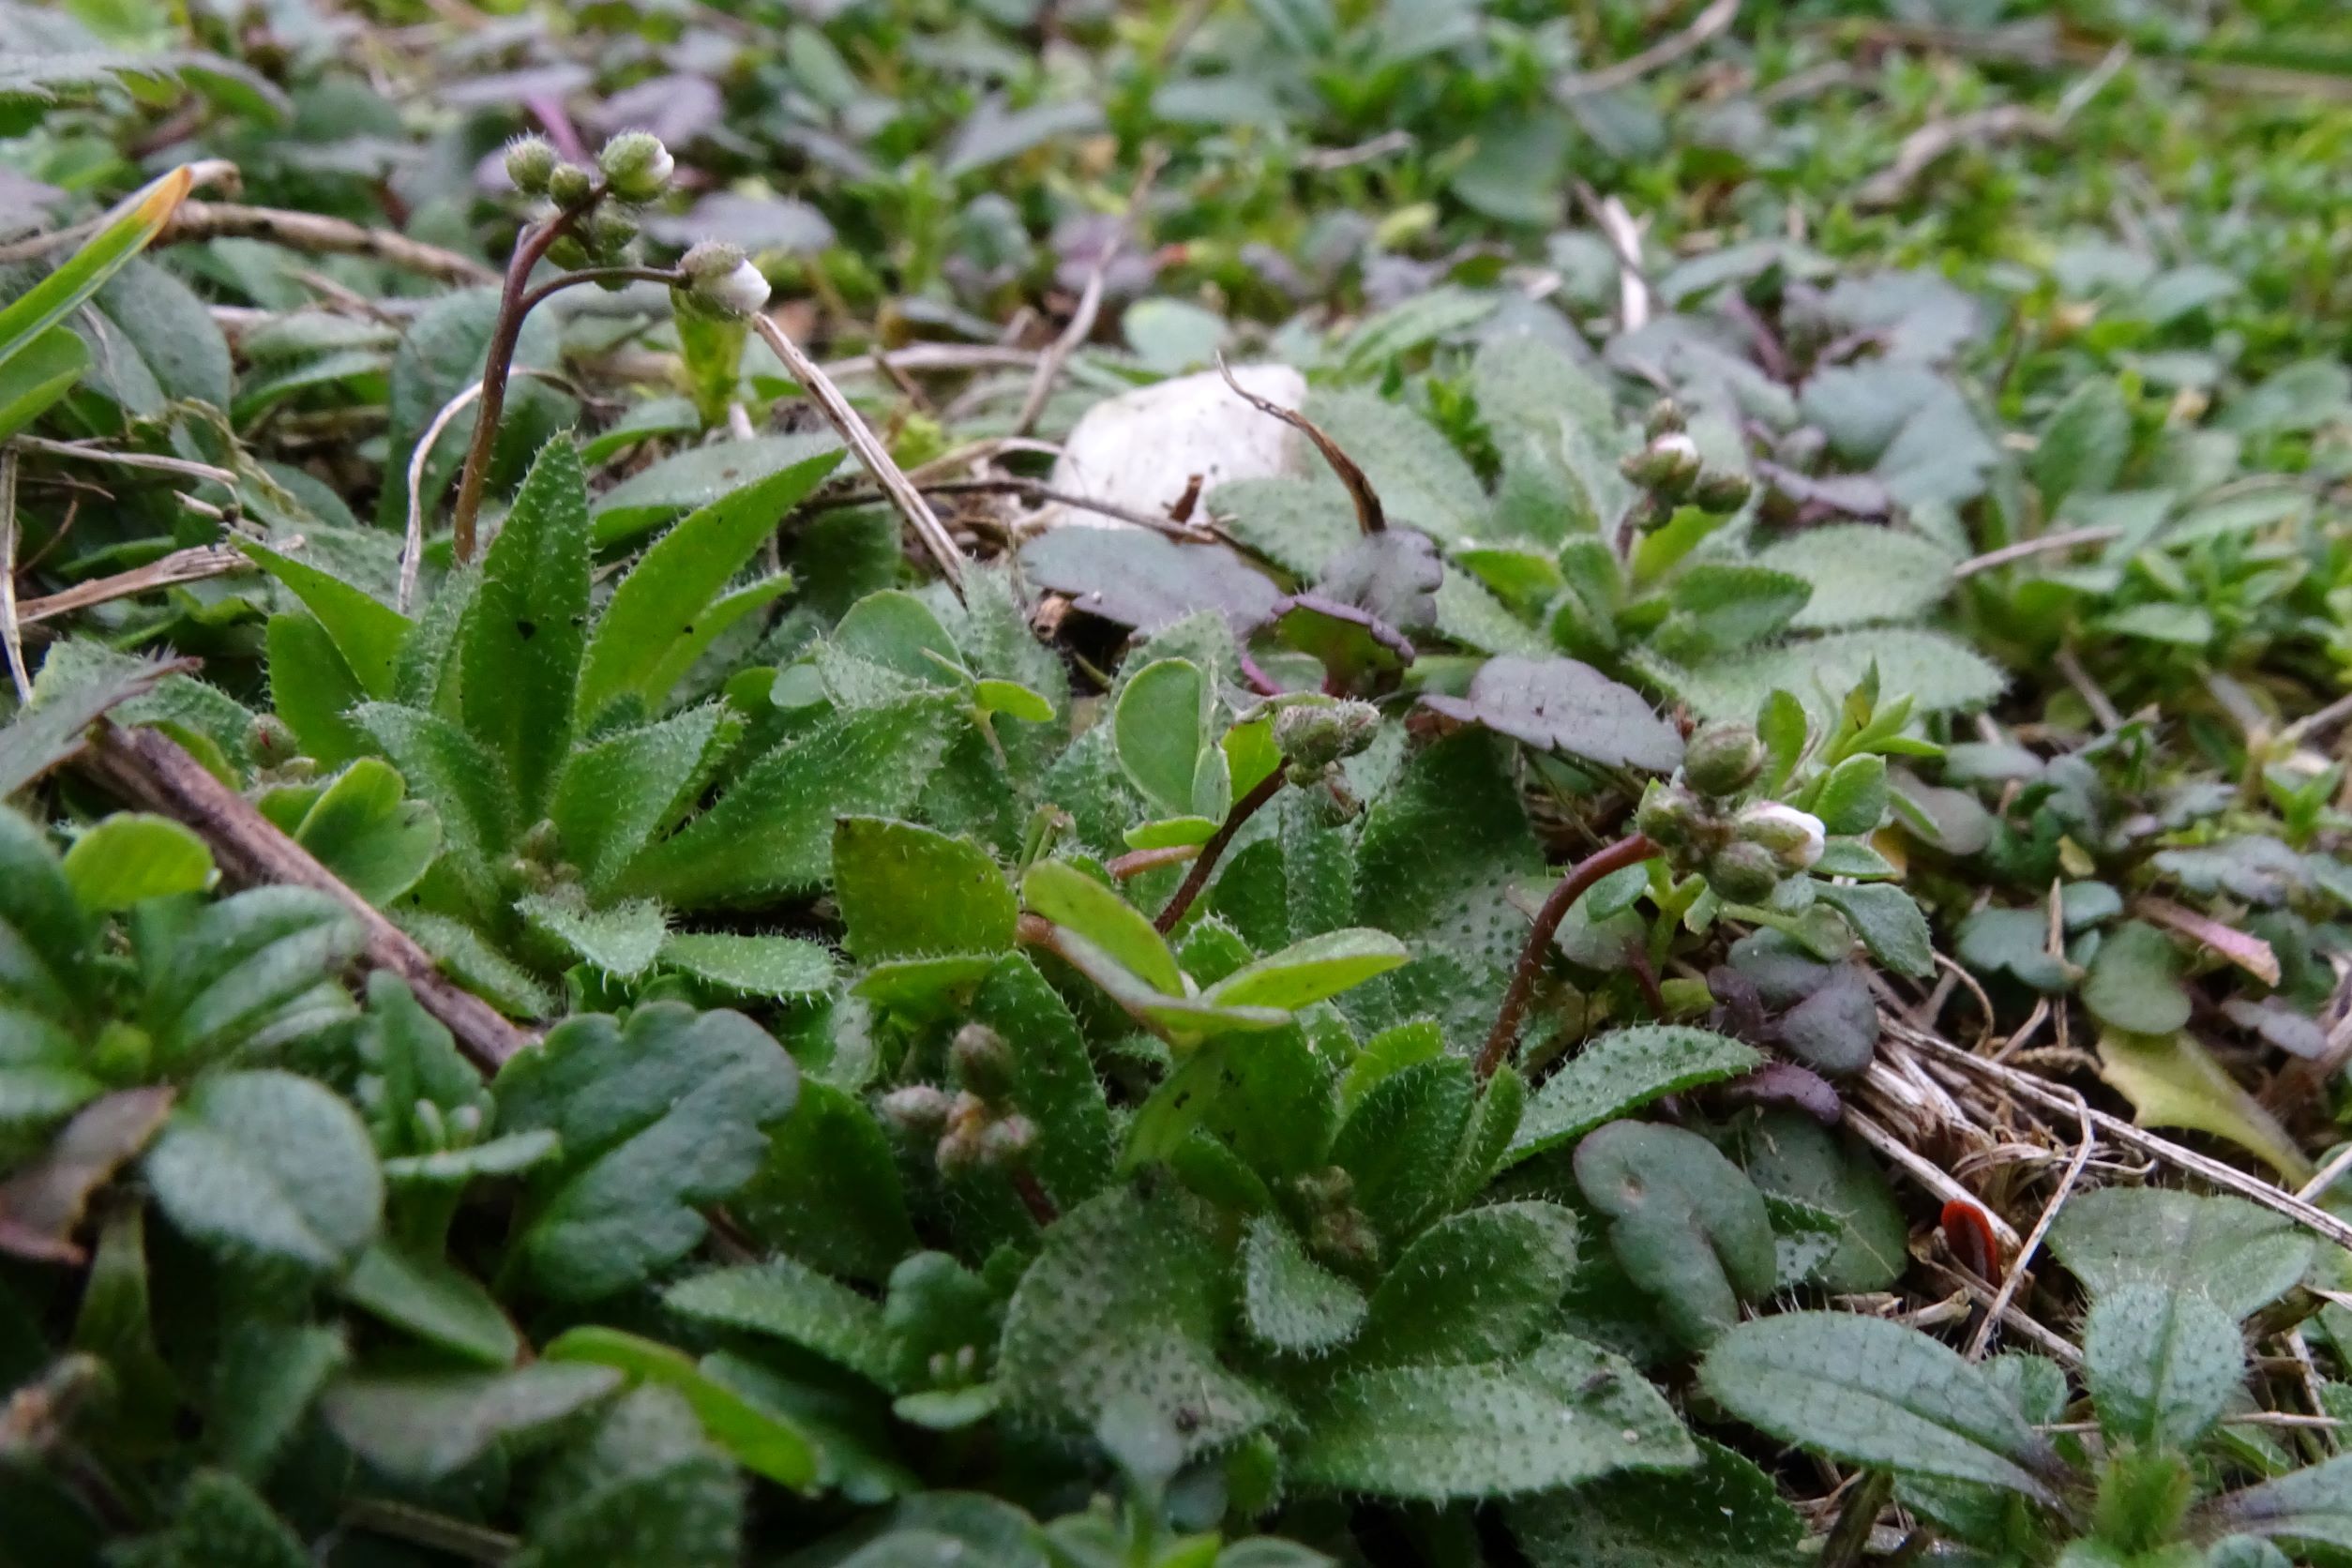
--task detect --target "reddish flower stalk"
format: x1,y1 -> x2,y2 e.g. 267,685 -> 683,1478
1154,769 -> 1287,934
1474,834 -> 1657,1083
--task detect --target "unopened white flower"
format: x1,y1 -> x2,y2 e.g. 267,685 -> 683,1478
680,241 -> 769,317
703,258 -> 770,316
1735,801 -> 1826,872
598,130 -> 674,202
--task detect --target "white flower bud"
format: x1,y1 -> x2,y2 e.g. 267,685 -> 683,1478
1734,801 -> 1826,872
681,241 -> 769,316
598,130 -> 674,202
705,258 -> 770,316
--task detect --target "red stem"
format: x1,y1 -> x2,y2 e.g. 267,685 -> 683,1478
1154,769 -> 1287,934
1011,1168 -> 1059,1228
1474,834 -> 1657,1083
446,207 -> 582,564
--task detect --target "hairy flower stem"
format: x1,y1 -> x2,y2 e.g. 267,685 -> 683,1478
1154,769 -> 1288,935
1474,833 -> 1657,1083
1011,1168 -> 1060,1228
446,205 -> 588,565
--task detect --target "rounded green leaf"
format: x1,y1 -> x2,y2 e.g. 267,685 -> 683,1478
1115,658 -> 1211,821
63,813 -> 213,910
2084,921 -> 2192,1035
833,589 -> 965,686
835,817 -> 1016,960
143,1069 -> 383,1281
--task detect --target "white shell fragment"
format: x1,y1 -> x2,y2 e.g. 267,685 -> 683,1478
1042,363 -> 1306,528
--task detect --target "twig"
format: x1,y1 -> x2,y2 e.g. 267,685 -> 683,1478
1845,1106 -> 2024,1252
339,1500 -> 518,1564
2297,1139 -> 2352,1205
1951,524 -> 2123,580
1477,835 -> 1658,1082
1014,150 -> 1159,438
750,312 -> 966,592
1107,844 -> 1199,880
2053,43 -> 2133,125
79,722 -> 535,1072
1215,354 -> 1383,535
1557,0 -> 1742,97
401,381 -> 484,614
2054,644 -> 2121,731
1300,130 -> 1416,172
515,264 -> 684,316
1014,264 -> 1105,438
1965,1097 -> 2094,1361
1575,183 -> 1652,332
1,452 -> 29,703
1855,106 -> 2058,210
2277,688 -> 2352,749
1156,770 -> 1288,935
16,545 -> 251,627
7,437 -> 238,489
1817,1470 -> 1892,1568
820,343 -> 1042,379
1892,1018 -> 2352,1258
0,201 -> 494,284
1916,1259 -> 2083,1364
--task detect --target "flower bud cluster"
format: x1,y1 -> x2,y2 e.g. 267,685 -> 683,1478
1287,1165 -> 1380,1272
879,1023 -> 1039,1180
1619,400 -> 1756,532
505,130 -> 680,272
1268,696 -> 1381,787
1635,721 -> 1826,907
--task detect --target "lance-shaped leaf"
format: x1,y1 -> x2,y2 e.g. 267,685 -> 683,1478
576,447 -> 841,724
1700,1312 -> 2064,1500
1509,1436 -> 1807,1568
1047,923 -> 1289,1044
460,435 -> 593,817
836,818 -> 1016,960
242,543 -> 413,701
1021,859 -> 1180,994
2207,1452 -> 2352,1553
1507,1025 -> 1761,1168
620,696 -> 957,906
322,1363 -> 624,1483
1289,1333 -> 1695,1500
1350,1200 -> 1578,1367
1199,928 -> 1409,1012
543,1326 -> 822,1490
550,702 -> 739,898
998,1187 -> 1277,1458
0,165 -> 192,372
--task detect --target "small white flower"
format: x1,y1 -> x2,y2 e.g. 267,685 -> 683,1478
1735,801 -> 1826,872
701,258 -> 770,317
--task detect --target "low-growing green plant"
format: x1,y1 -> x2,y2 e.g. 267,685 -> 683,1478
1702,1188 -> 2352,1567
4,0 -> 2352,1563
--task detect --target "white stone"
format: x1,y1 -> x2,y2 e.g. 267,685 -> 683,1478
1042,363 -> 1305,528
